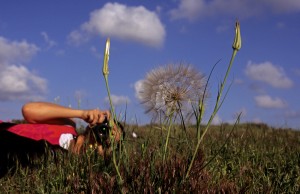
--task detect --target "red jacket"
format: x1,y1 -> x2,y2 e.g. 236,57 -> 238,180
0,120 -> 77,146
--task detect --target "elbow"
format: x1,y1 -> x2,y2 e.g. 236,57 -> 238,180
22,102 -> 37,123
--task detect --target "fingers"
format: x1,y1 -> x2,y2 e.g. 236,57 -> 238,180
84,109 -> 110,125
104,110 -> 111,121
111,125 -> 121,142
70,135 -> 85,154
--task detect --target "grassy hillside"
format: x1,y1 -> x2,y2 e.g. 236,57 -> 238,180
0,123 -> 299,193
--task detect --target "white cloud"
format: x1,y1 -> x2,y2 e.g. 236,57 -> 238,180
105,94 -> 130,106
0,37 -> 39,65
41,32 -> 57,49
169,0 -> 204,21
68,2 -> 166,47
169,0 -> 300,21
68,30 -> 90,46
0,36 -> 47,101
134,79 -> 144,100
90,46 -> 101,58
0,65 -> 47,101
267,0 -> 300,13
254,95 -> 287,109
245,61 -> 293,89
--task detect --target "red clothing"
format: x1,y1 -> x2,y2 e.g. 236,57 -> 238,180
0,120 -> 77,146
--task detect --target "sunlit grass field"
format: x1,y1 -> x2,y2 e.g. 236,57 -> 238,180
1,22 -> 299,193
0,122 -> 299,193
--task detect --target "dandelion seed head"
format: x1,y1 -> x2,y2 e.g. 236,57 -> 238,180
139,64 -> 206,118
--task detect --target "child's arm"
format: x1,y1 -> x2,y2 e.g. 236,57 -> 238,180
22,102 -> 110,127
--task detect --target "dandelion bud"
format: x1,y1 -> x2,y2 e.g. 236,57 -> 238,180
232,21 -> 242,51
102,38 -> 110,76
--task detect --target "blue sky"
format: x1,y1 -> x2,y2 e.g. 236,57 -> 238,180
0,0 -> 300,129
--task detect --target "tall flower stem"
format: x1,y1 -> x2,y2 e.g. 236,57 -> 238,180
185,21 -> 241,179
104,75 -> 122,183
104,76 -> 116,119
186,50 -> 237,179
102,38 -> 123,184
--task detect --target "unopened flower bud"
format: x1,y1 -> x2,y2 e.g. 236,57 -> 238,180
102,38 -> 110,76
232,21 -> 242,51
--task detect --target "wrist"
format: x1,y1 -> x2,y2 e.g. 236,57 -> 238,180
78,110 -> 87,120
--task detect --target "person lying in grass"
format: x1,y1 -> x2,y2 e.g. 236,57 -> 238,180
21,101 -> 123,156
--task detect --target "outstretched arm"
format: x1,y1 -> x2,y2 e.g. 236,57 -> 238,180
22,102 -> 110,127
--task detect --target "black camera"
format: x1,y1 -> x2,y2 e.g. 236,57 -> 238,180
89,118 -> 125,147
91,120 -> 110,145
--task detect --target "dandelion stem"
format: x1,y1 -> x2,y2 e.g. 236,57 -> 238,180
163,113 -> 174,163
177,101 -> 188,137
186,48 -> 238,179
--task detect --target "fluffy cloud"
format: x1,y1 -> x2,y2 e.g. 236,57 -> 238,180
0,65 -> 47,101
169,0 -> 300,21
134,79 -> 144,100
0,36 -> 47,101
68,2 -> 165,47
0,37 -> 39,65
169,0 -> 204,21
245,61 -> 293,89
254,95 -> 287,109
105,94 -> 130,106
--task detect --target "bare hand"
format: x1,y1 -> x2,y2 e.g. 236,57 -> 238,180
69,135 -> 85,154
82,109 -> 110,125
111,124 -> 121,142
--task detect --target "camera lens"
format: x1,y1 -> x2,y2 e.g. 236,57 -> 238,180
92,123 -> 110,144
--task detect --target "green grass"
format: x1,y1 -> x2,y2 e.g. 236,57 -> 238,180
1,123 -> 299,193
